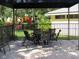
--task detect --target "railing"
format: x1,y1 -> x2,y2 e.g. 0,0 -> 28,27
0,25 -> 14,54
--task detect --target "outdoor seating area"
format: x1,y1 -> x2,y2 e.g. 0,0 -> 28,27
22,28 -> 61,45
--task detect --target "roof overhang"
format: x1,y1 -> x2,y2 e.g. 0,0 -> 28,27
0,0 -> 79,8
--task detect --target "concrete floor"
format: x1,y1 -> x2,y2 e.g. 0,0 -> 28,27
0,40 -> 79,59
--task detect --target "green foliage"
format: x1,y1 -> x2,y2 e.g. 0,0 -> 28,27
29,8 -> 54,31
0,5 -> 12,18
0,6 -> 55,29
18,8 -> 53,31
0,18 -> 4,26
39,16 -> 51,31
0,21 -> 4,26
15,30 -> 25,37
4,7 -> 12,17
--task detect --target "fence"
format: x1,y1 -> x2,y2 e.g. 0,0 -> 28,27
51,21 -> 79,40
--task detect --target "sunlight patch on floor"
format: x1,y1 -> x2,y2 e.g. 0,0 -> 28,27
10,45 -> 15,48
68,52 -> 78,56
17,48 -> 53,59
16,49 -> 27,52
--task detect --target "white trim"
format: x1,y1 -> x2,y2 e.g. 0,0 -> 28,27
45,4 -> 79,16
51,21 -> 78,23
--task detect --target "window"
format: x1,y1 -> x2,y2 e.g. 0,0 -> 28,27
67,14 -> 78,19
55,15 -> 65,19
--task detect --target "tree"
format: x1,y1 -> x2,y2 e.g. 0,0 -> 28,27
0,6 -> 56,29
23,8 -> 56,30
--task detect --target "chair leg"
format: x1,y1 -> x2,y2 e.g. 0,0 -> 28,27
22,37 -> 27,46
0,48 -> 2,51
7,44 -> 11,51
2,47 -> 6,55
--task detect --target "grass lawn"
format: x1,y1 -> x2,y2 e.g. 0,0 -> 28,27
15,30 -> 25,38
15,30 -> 33,39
